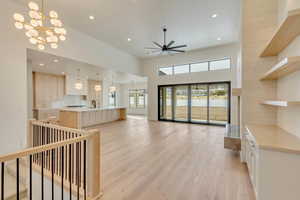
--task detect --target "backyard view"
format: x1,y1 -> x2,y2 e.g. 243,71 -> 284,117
159,83 -> 229,125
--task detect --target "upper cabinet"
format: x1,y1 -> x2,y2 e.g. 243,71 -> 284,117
65,75 -> 88,96
33,72 -> 65,109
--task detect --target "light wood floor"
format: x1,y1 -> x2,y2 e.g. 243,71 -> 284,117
93,116 -> 255,200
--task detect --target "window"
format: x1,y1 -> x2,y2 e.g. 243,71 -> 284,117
174,65 -> 190,74
158,58 -> 230,76
190,62 -> 209,72
109,92 -> 116,107
210,59 -> 231,71
159,67 -> 173,76
129,89 -> 146,109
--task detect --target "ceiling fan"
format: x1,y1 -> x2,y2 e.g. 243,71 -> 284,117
145,27 -> 187,54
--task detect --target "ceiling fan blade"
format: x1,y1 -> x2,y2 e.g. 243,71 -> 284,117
153,41 -> 163,48
167,40 -> 175,48
169,49 -> 185,53
144,47 -> 161,50
168,45 -> 187,49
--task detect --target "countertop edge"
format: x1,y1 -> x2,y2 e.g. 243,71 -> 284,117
246,124 -> 300,155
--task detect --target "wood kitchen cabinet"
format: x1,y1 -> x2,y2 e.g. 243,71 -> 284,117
33,72 -> 65,108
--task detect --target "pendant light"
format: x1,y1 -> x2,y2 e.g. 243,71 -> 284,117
109,73 -> 116,93
94,73 -> 102,92
75,69 -> 83,90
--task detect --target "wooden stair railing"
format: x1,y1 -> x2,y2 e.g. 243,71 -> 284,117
0,120 -> 101,200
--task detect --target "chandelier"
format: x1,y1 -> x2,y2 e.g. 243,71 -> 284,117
13,0 -> 67,50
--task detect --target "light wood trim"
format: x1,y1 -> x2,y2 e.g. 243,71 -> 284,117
119,108 -> 127,120
0,130 -> 98,163
31,120 -> 85,135
27,119 -> 34,148
261,100 -> 300,107
260,57 -> 300,80
260,8 -> 300,57
87,131 -> 101,197
232,88 -> 242,96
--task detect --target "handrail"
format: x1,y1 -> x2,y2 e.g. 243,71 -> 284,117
0,120 -> 101,200
31,120 -> 87,135
0,129 -> 98,163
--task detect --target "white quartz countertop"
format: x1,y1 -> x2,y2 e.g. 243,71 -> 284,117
60,106 -> 126,112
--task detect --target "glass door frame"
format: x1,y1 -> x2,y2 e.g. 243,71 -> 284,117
158,81 -> 231,126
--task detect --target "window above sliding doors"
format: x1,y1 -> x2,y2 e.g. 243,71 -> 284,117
158,58 -> 231,76
158,82 -> 230,126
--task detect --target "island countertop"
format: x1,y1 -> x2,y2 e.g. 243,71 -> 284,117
59,106 -> 126,112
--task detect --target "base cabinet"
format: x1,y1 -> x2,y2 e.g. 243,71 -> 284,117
243,128 -> 300,200
59,108 -> 126,129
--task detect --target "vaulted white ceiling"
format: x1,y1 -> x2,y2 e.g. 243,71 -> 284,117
16,0 -> 241,58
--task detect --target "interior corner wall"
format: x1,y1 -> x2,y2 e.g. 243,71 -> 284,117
0,1 -> 140,155
142,43 -> 239,122
276,1 -> 300,137
241,0 -> 278,127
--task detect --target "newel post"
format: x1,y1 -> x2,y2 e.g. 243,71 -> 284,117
27,119 -> 35,148
87,129 -> 101,198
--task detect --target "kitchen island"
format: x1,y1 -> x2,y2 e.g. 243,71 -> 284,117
59,107 -> 126,129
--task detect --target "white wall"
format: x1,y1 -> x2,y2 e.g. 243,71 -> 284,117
278,0 -> 300,23
141,43 -> 240,122
119,82 -> 148,115
0,1 -> 141,154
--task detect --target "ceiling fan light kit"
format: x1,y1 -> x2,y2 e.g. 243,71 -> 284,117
145,27 -> 187,55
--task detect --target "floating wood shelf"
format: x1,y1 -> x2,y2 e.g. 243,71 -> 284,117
224,124 -> 241,151
261,100 -> 300,107
260,57 -> 300,80
260,8 -> 300,57
232,88 -> 242,96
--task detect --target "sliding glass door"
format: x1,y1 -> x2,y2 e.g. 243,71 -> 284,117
159,86 -> 173,120
191,84 -> 208,123
158,82 -> 230,125
174,85 -> 189,121
209,83 -> 229,125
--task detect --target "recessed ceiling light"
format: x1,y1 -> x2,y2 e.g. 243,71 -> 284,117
54,59 -> 59,63
89,15 -> 95,20
217,37 -> 222,41
127,38 -> 132,42
211,14 -> 218,18
39,63 -> 45,66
